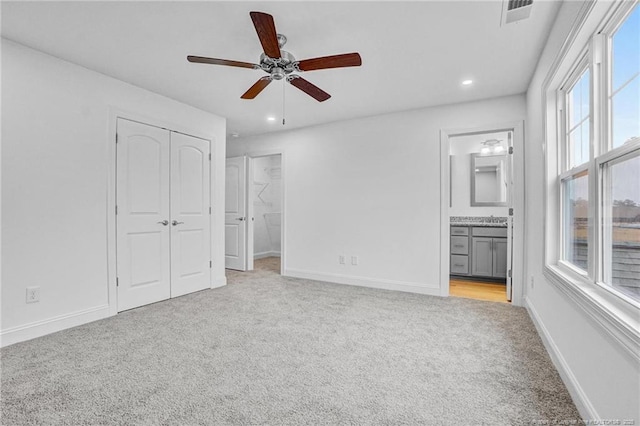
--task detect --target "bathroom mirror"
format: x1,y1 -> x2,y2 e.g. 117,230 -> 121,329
470,153 -> 508,206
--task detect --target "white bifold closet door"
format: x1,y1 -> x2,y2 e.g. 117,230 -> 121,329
116,119 -> 210,312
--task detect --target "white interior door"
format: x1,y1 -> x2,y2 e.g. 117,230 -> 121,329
170,132 -> 211,297
506,131 -> 514,301
116,119 -> 171,311
225,156 -> 247,270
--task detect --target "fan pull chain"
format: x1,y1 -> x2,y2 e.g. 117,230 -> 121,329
282,80 -> 286,126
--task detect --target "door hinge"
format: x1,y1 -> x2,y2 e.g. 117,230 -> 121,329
116,133 -> 119,144
508,269 -> 512,278
116,205 -> 118,215
208,153 -> 211,161
508,208 -> 514,216
116,277 -> 119,287
209,261 -> 212,268
209,206 -> 212,215
508,146 -> 513,154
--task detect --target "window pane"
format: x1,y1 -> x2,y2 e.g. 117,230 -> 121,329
567,69 -> 590,169
569,70 -> 590,129
612,76 -> 640,148
611,5 -> 640,149
611,5 -> 639,91
568,117 -> 590,168
563,172 -> 589,271
605,152 -> 640,301
569,127 -> 582,168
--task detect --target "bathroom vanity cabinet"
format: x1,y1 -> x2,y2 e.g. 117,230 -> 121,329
450,224 -> 507,280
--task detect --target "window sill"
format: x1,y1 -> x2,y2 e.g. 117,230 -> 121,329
543,264 -> 640,362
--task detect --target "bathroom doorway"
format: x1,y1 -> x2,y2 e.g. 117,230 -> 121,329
248,154 -> 282,274
440,123 -> 524,304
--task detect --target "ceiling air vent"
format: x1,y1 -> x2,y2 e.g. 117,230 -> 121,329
501,0 -> 533,25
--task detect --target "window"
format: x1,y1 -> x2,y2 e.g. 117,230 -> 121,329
554,3 -> 640,305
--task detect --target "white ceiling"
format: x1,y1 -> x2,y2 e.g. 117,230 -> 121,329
1,1 -> 561,138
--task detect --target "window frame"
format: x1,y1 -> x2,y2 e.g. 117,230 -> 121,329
557,57 -> 592,277
561,58 -> 591,172
596,139 -> 640,303
542,0 -> 640,361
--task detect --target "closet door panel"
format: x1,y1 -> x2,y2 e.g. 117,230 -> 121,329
116,119 -> 171,311
170,132 -> 211,297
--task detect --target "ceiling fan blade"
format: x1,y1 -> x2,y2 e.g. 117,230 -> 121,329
187,55 -> 258,69
288,76 -> 331,102
297,53 -> 362,71
241,77 -> 273,99
250,11 -> 281,59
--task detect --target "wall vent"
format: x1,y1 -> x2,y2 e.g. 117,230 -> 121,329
501,0 -> 533,25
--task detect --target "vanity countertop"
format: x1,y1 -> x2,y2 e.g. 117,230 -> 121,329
450,216 -> 508,228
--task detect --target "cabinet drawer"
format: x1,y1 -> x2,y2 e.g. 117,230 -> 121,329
450,255 -> 469,275
450,236 -> 469,255
450,226 -> 469,236
472,227 -> 507,238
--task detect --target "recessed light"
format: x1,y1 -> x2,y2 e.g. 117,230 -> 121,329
462,79 -> 473,86
267,116 -> 276,122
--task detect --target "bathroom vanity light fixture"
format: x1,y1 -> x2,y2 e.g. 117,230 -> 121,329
479,138 -> 504,155
267,116 -> 276,122
462,79 -> 473,86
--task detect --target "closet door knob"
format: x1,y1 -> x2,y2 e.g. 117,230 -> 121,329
157,220 -> 169,226
172,220 -> 184,226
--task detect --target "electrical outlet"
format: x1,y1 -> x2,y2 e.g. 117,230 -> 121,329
338,255 -> 345,265
351,256 -> 358,265
26,286 -> 40,303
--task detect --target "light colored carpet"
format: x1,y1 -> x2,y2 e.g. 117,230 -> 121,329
1,258 -> 580,425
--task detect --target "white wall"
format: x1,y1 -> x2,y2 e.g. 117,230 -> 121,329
252,155 -> 281,258
228,94 -> 526,295
524,1 -> 640,421
1,39 -> 227,346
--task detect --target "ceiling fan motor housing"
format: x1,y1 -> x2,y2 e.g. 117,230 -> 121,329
271,67 -> 285,80
259,49 -> 298,79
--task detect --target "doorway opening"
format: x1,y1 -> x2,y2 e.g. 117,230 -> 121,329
249,154 -> 282,274
447,129 -> 514,303
225,153 -> 283,275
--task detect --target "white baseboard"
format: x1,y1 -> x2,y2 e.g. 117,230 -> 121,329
525,297 -> 597,421
284,268 -> 441,296
254,251 -> 281,260
0,304 -> 111,348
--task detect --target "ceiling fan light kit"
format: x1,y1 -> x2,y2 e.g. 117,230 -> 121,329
187,11 -> 362,103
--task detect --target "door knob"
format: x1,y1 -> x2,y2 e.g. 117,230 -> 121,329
236,217 -> 246,221
157,220 -> 169,226
172,220 -> 184,226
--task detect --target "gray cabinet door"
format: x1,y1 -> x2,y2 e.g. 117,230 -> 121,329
450,255 -> 469,275
493,238 -> 508,278
450,236 -> 469,255
471,237 -> 493,277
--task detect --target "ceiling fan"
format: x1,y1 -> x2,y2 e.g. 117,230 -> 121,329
187,11 -> 362,102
